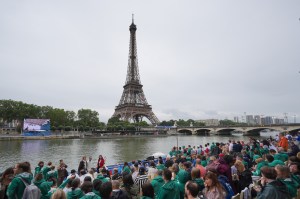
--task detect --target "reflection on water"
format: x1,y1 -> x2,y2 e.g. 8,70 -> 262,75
0,133 -> 273,172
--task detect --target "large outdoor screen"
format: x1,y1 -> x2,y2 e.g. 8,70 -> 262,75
23,119 -> 50,136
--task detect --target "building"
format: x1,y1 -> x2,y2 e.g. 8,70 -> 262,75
196,119 -> 220,126
234,116 -> 239,123
264,116 -> 273,125
246,115 -> 255,125
254,115 -> 261,125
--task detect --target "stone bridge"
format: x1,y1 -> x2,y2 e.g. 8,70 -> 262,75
173,124 -> 300,136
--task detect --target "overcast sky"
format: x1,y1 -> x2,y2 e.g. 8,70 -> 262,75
0,1 -> 299,123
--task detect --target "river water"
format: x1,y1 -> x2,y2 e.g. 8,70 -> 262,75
0,133 -> 274,172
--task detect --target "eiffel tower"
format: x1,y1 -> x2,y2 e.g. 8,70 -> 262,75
112,18 -> 160,125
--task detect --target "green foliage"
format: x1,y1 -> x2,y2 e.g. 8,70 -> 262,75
159,119 -> 205,127
0,99 -> 104,132
219,119 -> 238,126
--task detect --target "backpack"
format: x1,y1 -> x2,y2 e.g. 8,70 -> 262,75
217,175 -> 234,199
19,178 -> 41,199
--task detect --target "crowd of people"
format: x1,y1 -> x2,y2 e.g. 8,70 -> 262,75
1,132 -> 300,199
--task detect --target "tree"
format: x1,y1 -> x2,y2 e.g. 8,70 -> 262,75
77,109 -> 100,129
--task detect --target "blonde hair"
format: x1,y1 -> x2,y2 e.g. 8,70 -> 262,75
234,160 -> 245,173
51,189 -> 66,199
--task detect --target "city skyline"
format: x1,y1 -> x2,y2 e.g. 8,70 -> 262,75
0,1 -> 299,123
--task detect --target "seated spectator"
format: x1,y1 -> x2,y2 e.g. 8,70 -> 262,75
266,154 -> 284,167
275,165 -> 298,198
254,166 -> 290,199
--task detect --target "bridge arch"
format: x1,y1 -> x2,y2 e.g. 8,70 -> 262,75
178,129 -> 193,135
195,129 -> 211,136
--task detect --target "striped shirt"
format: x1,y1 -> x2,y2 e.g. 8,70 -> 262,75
134,174 -> 148,192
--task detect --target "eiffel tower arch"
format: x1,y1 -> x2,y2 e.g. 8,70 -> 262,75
112,18 -> 160,125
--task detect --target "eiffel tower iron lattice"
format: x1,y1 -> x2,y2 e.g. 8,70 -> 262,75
112,19 -> 160,125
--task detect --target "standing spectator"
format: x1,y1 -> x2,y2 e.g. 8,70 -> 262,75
78,156 -> 88,173
97,155 -> 105,173
111,180 -> 128,199
185,181 -> 200,199
6,162 -> 34,199
278,132 -> 289,151
134,167 -> 148,194
203,172 -> 226,199
0,167 -> 14,199
121,173 -> 139,199
100,182 -> 113,199
158,169 -> 180,199
140,183 -> 154,199
80,181 -> 101,199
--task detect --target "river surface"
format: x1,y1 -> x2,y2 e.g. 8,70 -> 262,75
0,133 -> 275,172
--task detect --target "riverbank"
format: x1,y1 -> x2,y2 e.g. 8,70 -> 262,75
0,134 -> 169,141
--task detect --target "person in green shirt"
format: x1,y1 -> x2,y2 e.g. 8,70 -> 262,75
92,179 -> 102,197
252,158 -> 268,176
191,168 -> 204,191
275,165 -> 298,198
80,181 -> 101,199
122,162 -> 132,174
150,170 -> 164,198
157,169 -> 180,199
6,162 -> 34,199
67,178 -> 84,199
156,159 -> 166,171
266,154 -> 285,167
34,161 -> 44,177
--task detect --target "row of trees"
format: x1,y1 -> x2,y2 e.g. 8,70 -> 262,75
0,100 -> 105,132
0,100 -> 247,133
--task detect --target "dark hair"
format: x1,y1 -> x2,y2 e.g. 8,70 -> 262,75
71,178 -> 81,191
289,156 -> 299,163
150,161 -> 156,168
80,169 -> 86,175
163,169 -> 172,181
17,162 -> 31,173
81,181 -> 93,194
35,173 -> 43,181
265,154 -> 274,163
223,155 -> 234,165
100,182 -> 112,199
191,168 -> 201,180
123,173 -> 134,187
159,159 -> 163,164
261,166 -> 277,180
139,167 -> 146,175
93,179 -> 102,191
269,149 -> 276,153
142,182 -> 154,198
0,167 -> 14,182
48,177 -> 57,187
186,181 -> 199,197
38,161 -> 44,166
84,176 -> 92,182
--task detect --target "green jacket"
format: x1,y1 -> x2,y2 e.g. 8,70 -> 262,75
122,166 -> 131,174
257,180 -> 291,199
156,164 -> 166,171
193,178 -> 204,191
34,179 -> 53,199
279,178 -> 298,198
46,178 -> 70,199
268,160 -> 285,167
34,166 -> 44,176
7,172 -> 33,199
150,176 -> 164,198
176,169 -> 190,199
140,196 -> 153,199
67,188 -> 85,199
46,170 -> 58,180
274,153 -> 288,163
42,167 -> 51,179
252,161 -> 268,176
80,192 -> 101,199
93,189 -> 101,197
96,175 -> 109,183
157,180 -> 180,199
201,160 -> 207,167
